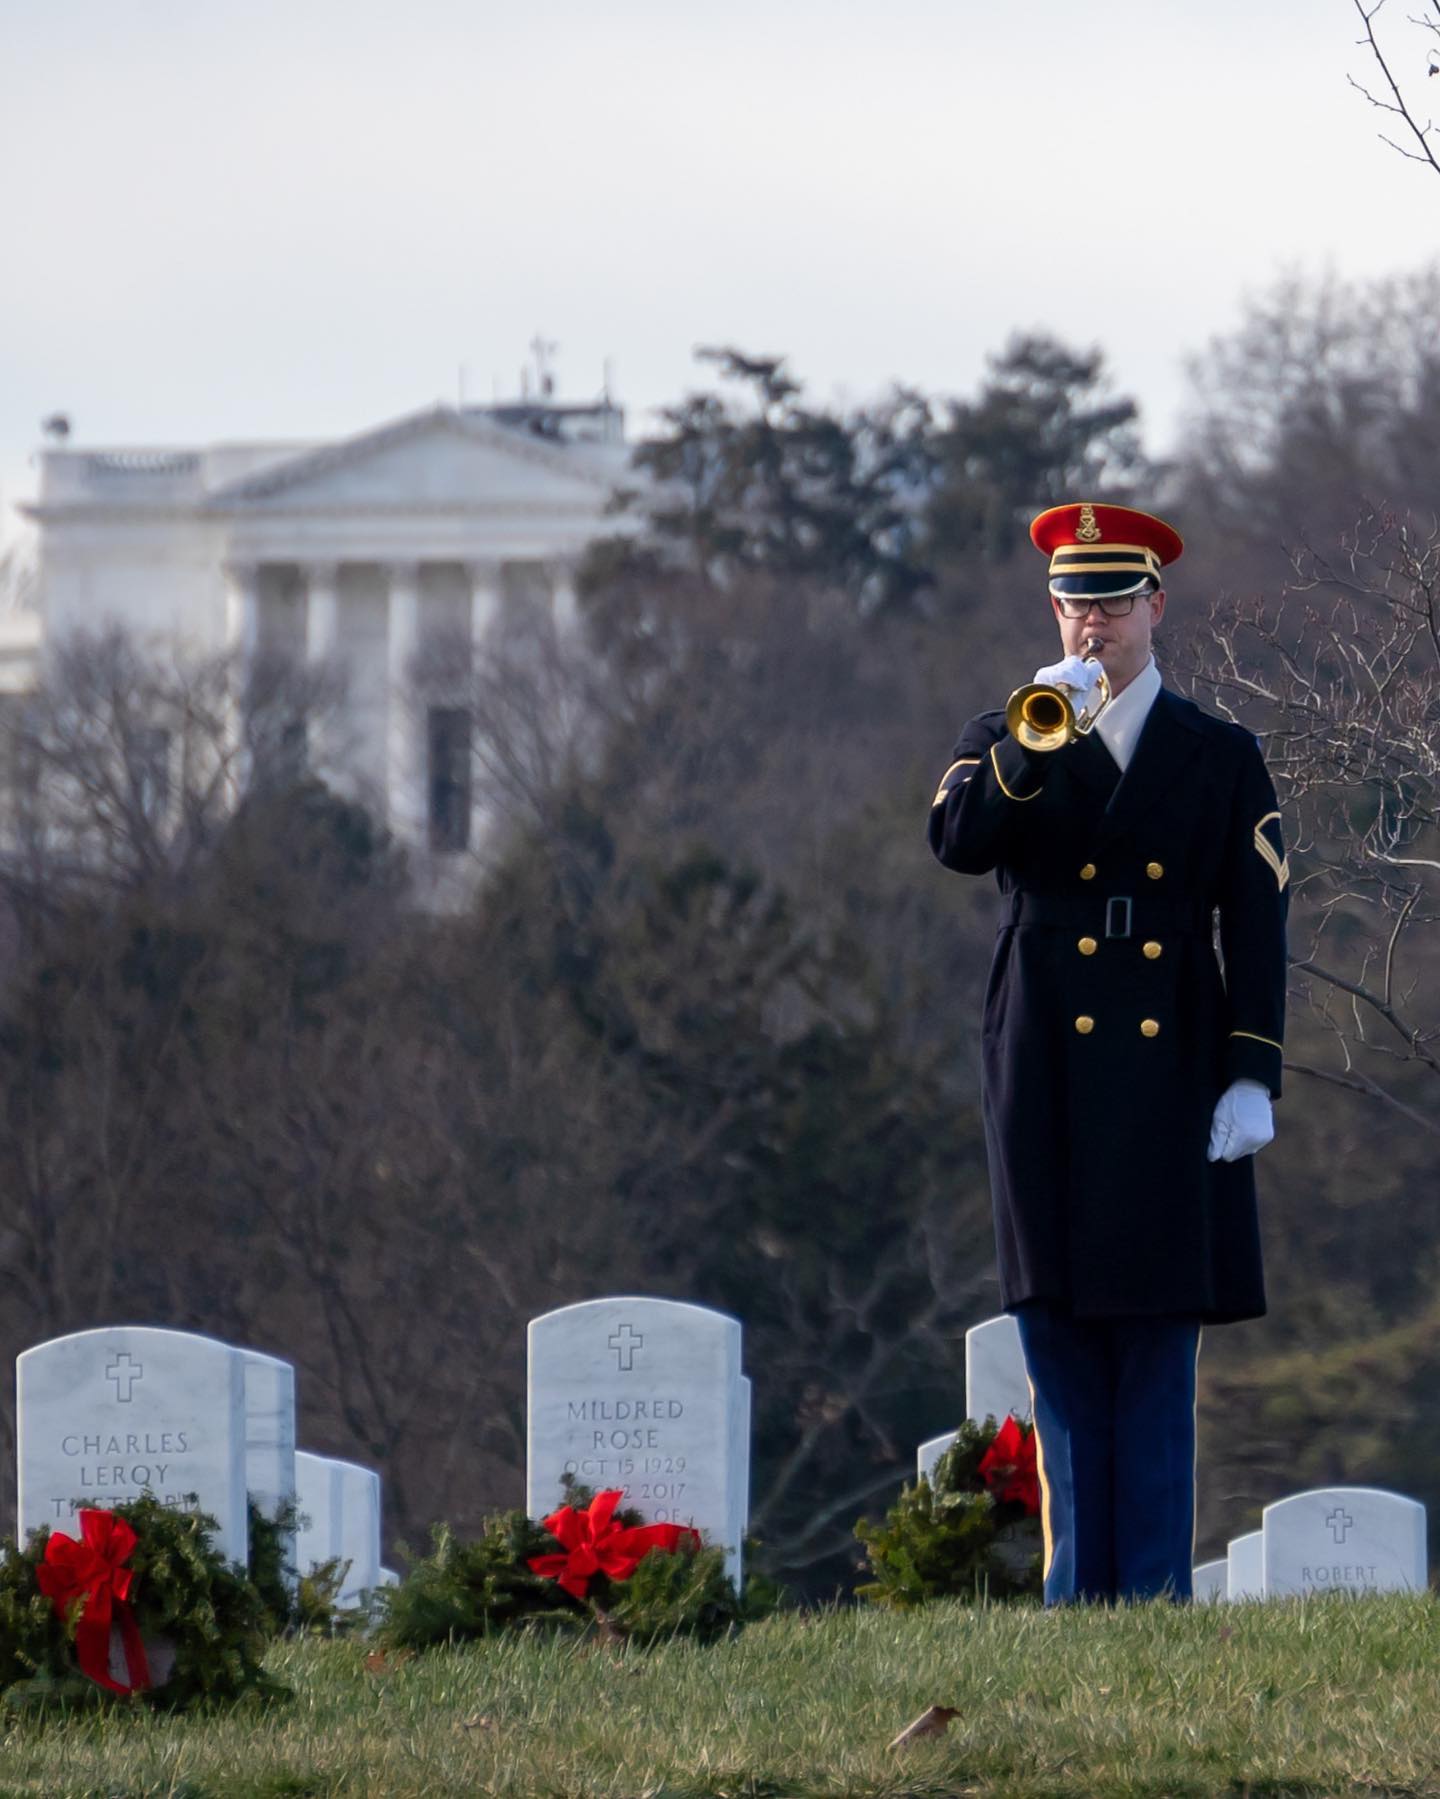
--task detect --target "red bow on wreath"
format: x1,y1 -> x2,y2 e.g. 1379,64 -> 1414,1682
977,1415 -> 1041,1517
528,1488 -> 701,1600
35,1508 -> 152,1695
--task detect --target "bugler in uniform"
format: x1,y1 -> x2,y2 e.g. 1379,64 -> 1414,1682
928,502 -> 1288,1605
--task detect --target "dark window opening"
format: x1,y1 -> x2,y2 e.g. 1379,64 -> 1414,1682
429,707 -> 471,852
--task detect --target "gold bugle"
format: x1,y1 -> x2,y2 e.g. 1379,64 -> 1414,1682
1003,654 -> 1112,753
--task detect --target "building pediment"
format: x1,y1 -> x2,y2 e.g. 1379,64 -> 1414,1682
208,405 -> 624,512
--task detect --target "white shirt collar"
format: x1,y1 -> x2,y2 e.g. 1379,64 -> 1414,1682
1094,656 -> 1161,773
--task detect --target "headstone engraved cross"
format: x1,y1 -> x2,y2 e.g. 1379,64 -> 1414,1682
107,1353 -> 143,1402
17,1326 -> 249,1564
528,1296 -> 749,1586
1263,1486 -> 1426,1597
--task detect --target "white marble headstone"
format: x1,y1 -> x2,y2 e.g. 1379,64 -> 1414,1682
917,1430 -> 959,1485
295,1451 -> 384,1607
242,1349 -> 297,1585
16,1326 -> 248,1564
1192,1557 -> 1228,1603
1263,1486 -> 1426,1597
528,1296 -> 748,1585
1227,1529 -> 1264,1600
242,1350 -> 296,1526
965,1315 -> 1031,1426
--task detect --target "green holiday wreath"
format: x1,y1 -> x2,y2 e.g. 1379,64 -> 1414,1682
381,1477 -> 779,1650
0,1495 -> 283,1712
854,1414 -> 1044,1607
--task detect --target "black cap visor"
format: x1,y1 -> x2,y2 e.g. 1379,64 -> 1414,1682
1049,571 -> 1158,600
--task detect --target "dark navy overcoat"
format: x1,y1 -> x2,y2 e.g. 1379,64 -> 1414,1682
928,687 -> 1288,1323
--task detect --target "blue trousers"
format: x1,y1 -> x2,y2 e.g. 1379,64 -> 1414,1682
1014,1302 -> 1201,1605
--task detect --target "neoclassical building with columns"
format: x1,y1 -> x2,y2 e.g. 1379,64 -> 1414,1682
20,397 -> 636,861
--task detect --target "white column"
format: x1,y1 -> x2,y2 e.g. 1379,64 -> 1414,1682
223,562 -> 261,659
302,562 -> 341,781
387,561 -> 423,839
467,560 -> 503,655
305,561 -> 340,661
551,561 -> 578,632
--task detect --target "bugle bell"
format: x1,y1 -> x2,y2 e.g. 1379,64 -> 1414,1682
1004,647 -> 1112,753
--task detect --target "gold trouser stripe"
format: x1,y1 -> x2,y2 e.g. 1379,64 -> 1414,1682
1191,1327 -> 1204,1578
1230,1029 -> 1282,1053
990,742 -> 1040,802
931,757 -> 980,807
1026,1374 -> 1054,1580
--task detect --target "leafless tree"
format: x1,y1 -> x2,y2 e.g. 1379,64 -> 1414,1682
0,628 -> 352,903
1189,508 -> 1440,1134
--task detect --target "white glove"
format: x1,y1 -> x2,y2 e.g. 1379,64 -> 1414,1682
1207,1079 -> 1274,1163
1033,654 -> 1102,694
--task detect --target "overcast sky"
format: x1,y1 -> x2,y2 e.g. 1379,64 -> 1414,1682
4,0 -> 1438,546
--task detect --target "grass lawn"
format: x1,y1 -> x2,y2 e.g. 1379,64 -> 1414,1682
4,1593 -> 1440,1797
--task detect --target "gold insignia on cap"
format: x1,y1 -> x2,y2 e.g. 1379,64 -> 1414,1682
1076,504 -> 1102,543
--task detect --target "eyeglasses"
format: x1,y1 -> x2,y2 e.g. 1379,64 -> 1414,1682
1055,594 -> 1140,619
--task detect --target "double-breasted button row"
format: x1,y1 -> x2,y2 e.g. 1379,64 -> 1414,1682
1075,1015 -> 1163,1037
1078,860 -> 1164,881
1076,937 -> 1165,958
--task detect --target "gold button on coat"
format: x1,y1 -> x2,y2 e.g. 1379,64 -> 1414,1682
1146,861 -> 1164,880
1143,940 -> 1162,959
1078,936 -> 1097,956
1075,1015 -> 1095,1035
1140,1018 -> 1160,1037
1080,863 -> 1097,881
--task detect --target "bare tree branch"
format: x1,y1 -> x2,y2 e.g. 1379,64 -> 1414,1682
1351,0 -> 1440,175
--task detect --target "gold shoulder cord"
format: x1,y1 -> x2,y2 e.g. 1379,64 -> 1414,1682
931,757 -> 980,807
990,742 -> 1040,802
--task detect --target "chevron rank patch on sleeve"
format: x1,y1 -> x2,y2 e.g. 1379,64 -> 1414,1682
1252,810 -> 1289,891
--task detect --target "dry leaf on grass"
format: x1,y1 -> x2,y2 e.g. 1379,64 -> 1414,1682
888,1704 -> 960,1751
363,1649 -> 414,1676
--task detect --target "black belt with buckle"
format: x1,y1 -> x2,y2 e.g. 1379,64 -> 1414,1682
1004,892 -> 1213,938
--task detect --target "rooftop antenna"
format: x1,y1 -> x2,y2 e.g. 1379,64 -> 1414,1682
602,357 -> 615,403
529,334 -> 558,400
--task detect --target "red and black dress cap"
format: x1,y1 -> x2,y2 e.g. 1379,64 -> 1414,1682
1030,502 -> 1184,600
